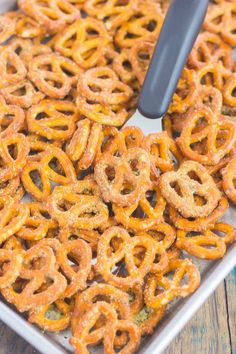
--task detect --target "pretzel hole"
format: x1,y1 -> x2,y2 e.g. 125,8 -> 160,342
192,116 -> 208,133
59,65 -> 76,77
0,259 -> 11,276
48,157 -> 66,176
6,62 -> 17,75
105,166 -> 115,182
7,143 -> 18,160
12,277 -> 30,293
11,86 -> 27,96
170,182 -> 183,197
35,112 -> 49,120
200,72 -> 215,86
45,303 -> 64,320
194,194 -> 207,206
187,171 -> 202,184
131,205 -> 146,219
1,114 -> 16,131
122,60 -> 132,72
57,199 -> 74,212
29,170 -> 44,191
113,329 -> 131,351
211,15 -> 223,26
88,83 -> 102,93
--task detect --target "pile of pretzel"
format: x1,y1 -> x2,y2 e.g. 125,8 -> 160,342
0,0 -> 235,353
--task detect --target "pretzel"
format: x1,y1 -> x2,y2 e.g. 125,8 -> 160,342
27,100 -> 77,140
209,222 -> 236,245
0,16 -> 15,44
28,54 -> 76,99
21,146 -> 76,201
16,203 -> 57,241
0,102 -> 25,136
18,0 -> 81,33
78,66 -> 133,106
188,32 -> 233,70
138,222 -> 176,251
169,196 -> 229,232
223,74 -> 236,108
0,249 -> 25,289
131,41 -> 154,86
144,259 -> 201,309
29,299 -> 72,331
0,133 -> 29,182
2,245 -> 67,312
168,69 -> 197,114
113,49 -> 136,84
142,131 -> 182,178
222,157 -> 236,204
114,183 -> 166,231
57,240 -> 92,298
159,160 -> 222,218
1,80 -> 44,108
0,176 -> 23,199
115,3 -> 163,48
59,227 -> 99,251
176,229 -> 227,260
54,17 -> 110,69
66,119 -> 103,171
0,48 -> 27,88
96,227 -> 157,290
84,0 -> 138,31
47,180 -> 108,229
6,11 -> 45,39
95,147 -> 150,206
177,106 -> 236,165
204,3 -> 236,46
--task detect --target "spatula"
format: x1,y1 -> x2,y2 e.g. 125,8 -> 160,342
125,0 -> 209,135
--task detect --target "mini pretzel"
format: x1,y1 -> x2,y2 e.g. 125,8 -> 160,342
144,259 -> 201,309
28,54 -> 75,99
16,203 -> 57,241
0,176 -> 23,199
139,222 -> 176,251
159,160 -> 222,218
177,106 -> 236,165
0,102 -> 25,136
142,131 -> 182,178
204,3 -> 236,46
95,147 -> 150,206
96,226 -> 157,290
112,49 -> 136,84
0,249 -> 25,289
84,0 -> 139,31
188,32 -> 233,70
113,183 -> 166,231
66,119 -> 103,171
169,196 -> 229,232
0,16 -> 15,44
55,17 -> 110,69
131,41 -> 155,86
0,48 -> 27,88
18,0 -> 81,33
29,299 -> 72,332
176,229 -> 227,260
27,100 -> 76,140
78,66 -> 133,105
57,240 -> 92,298
0,133 -> 29,182
168,69 -> 197,114
47,180 -> 108,229
223,74 -> 236,108
58,227 -> 99,251
115,3 -> 163,48
1,80 -> 44,108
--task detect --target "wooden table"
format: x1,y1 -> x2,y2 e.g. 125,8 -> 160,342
0,269 -> 235,354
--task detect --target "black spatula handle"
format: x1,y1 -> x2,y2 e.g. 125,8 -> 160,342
138,0 -> 208,119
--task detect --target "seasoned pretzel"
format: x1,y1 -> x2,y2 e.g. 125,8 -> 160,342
114,183 -> 166,231
95,147 -> 150,206
0,16 -> 15,44
1,80 -> 44,108
113,49 -> 136,84
176,229 -> 227,260
29,299 -> 72,331
55,17 -> 110,69
7,12 -> 45,39
169,196 -> 229,232
27,100 -> 77,140
57,240 -> 92,298
159,160 -> 222,218
188,32 -> 233,70
142,131 -> 182,178
58,227 -> 100,251
204,3 -> 236,46
115,3 -> 163,48
0,48 -> 27,88
223,74 -> 236,108
18,0 -> 81,33
78,66 -> 133,105
28,54 -> 76,99
0,102 -> 25,136
144,259 -> 201,309
0,249 -> 25,289
177,106 -> 236,165
96,226 -> 157,290
131,41 -> 154,86
138,222 -> 176,251
47,180 -> 108,229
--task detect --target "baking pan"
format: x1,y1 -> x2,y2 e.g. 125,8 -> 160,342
0,2 -> 236,354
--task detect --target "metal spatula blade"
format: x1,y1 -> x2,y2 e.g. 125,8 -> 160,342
124,0 -> 209,135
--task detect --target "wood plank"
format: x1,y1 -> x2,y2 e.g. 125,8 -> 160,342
225,267 -> 236,354
164,281 -> 232,354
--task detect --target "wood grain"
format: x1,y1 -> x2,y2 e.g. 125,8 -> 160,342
0,271 -> 235,354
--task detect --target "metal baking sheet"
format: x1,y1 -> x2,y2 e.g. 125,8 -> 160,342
0,2 -> 236,354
